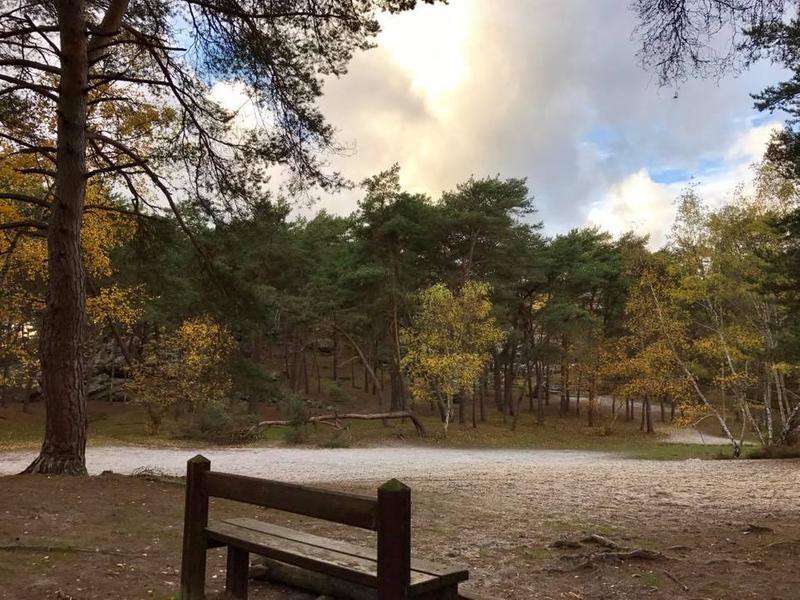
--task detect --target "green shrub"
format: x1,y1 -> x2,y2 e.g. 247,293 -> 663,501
746,445 -> 800,460
327,382 -> 352,405
177,402 -> 258,443
281,394 -> 309,445
319,429 -> 351,448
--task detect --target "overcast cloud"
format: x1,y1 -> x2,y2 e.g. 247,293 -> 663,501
292,0 -> 782,247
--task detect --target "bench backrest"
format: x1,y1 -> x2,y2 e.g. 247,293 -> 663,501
203,470 -> 379,529
181,454 -> 412,600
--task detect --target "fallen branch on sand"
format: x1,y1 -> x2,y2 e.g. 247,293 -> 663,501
662,569 -> 689,591
548,533 -> 668,571
245,410 -> 427,438
581,534 -> 625,549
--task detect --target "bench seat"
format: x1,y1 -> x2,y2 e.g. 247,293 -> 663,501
206,517 -> 469,597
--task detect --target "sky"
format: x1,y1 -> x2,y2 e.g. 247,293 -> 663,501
218,0 -> 788,248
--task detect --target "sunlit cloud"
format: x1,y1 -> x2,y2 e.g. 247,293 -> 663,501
586,121 -> 783,248
377,1 -> 471,114
208,1 -> 789,239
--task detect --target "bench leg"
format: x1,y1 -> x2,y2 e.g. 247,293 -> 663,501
226,546 -> 249,599
415,588 -> 459,600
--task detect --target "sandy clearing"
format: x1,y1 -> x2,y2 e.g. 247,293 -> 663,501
0,446 -> 625,480
3,446 -> 800,598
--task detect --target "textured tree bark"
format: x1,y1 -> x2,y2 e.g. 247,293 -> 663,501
332,327 -> 338,381
0,364 -> 7,408
544,365 -> 550,406
492,353 -> 502,412
25,2 -> 89,475
504,348 -> 516,419
479,371 -> 486,423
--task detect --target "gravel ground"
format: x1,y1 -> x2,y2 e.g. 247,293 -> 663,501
0,446 -> 630,479
3,446 -> 799,598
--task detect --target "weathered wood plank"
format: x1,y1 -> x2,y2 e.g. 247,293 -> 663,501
203,471 -> 378,530
251,557 -> 463,600
206,521 -> 434,589
223,518 -> 468,587
252,557 -> 376,600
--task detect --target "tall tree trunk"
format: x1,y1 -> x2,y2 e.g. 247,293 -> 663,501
333,326 -> 388,410
302,349 -> 309,394
764,370 -> 774,446
479,372 -> 487,423
371,340 -> 378,396
640,398 -> 646,431
526,356 -> 534,413
642,397 -> 654,433
389,293 -> 406,410
587,371 -> 596,427
25,3 -> 89,475
536,363 -> 545,425
0,364 -> 8,408
312,341 -> 321,394
108,339 -> 116,403
562,335 -> 569,413
332,328 -> 338,381
471,384 -> 477,429
22,373 -> 33,414
504,347 -> 516,419
544,365 -> 550,406
492,352 -> 502,412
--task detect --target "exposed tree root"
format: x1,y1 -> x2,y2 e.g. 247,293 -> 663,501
22,453 -> 87,476
548,533 -> 668,571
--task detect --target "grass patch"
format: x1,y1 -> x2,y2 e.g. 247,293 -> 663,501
746,445 -> 800,460
0,398 -> 743,461
625,442 -> 732,461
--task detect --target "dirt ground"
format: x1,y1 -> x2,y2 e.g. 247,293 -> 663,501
1,453 -> 799,600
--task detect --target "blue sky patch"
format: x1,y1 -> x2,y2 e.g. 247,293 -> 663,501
650,167 -> 692,184
583,126 -> 619,150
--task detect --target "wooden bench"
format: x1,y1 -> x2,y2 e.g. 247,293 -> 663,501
179,455 -> 469,599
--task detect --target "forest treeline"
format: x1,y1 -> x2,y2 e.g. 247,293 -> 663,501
3,161 -> 800,453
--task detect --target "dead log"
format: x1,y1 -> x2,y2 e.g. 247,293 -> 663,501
246,410 -> 427,438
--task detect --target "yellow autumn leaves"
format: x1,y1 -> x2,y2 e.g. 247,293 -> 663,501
126,316 -> 235,432
402,281 -> 505,434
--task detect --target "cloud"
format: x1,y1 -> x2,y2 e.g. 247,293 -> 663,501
586,122 -> 782,248
587,169 -> 675,248
210,1 -> 789,236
